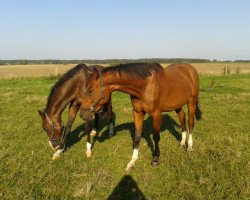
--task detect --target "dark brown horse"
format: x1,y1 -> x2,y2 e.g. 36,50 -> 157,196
81,63 -> 202,171
38,64 -> 115,160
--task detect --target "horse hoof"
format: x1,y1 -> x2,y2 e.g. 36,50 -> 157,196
52,149 -> 63,160
52,155 -> 60,160
125,166 -> 131,172
125,165 -> 134,172
179,142 -> 186,147
90,130 -> 97,137
86,152 -> 92,157
151,157 -> 159,166
108,134 -> 115,139
151,161 -> 159,166
187,147 -> 193,152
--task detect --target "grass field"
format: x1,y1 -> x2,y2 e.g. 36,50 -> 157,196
0,74 -> 249,199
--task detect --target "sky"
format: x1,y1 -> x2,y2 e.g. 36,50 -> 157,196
0,0 -> 249,60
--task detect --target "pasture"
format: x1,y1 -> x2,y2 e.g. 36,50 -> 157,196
0,72 -> 249,199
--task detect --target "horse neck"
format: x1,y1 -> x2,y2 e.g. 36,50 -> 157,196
45,77 -> 81,119
104,72 -> 146,98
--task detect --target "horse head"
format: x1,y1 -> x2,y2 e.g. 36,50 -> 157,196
38,110 -> 65,150
81,67 -> 111,120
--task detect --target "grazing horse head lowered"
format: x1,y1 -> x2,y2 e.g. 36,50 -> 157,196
82,63 -> 202,171
38,64 -> 115,160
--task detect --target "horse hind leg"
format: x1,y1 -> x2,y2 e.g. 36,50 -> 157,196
187,97 -> 197,152
175,108 -> 187,147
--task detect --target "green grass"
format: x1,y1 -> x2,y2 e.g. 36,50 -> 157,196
0,74 -> 249,199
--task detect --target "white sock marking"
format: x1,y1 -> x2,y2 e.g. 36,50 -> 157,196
52,149 -> 63,160
180,131 -> 187,145
90,129 -> 97,136
188,134 -> 193,149
86,142 -> 92,157
126,149 -> 139,171
132,149 -> 138,160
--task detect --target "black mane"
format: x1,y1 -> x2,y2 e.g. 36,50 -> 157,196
45,63 -> 88,111
103,63 -> 163,79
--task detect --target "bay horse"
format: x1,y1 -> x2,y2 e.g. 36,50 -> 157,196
81,63 -> 202,171
38,64 -> 115,160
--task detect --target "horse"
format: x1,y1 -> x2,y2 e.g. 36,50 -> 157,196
81,63 -> 202,171
38,64 -> 115,160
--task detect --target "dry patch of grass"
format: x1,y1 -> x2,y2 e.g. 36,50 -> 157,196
0,62 -> 250,78
161,62 -> 250,74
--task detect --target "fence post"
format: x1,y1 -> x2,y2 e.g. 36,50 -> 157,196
55,66 -> 58,76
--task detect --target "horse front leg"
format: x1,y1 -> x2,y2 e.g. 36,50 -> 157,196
52,101 -> 79,160
62,101 -> 80,147
126,110 -> 145,171
107,99 -> 115,138
151,112 -> 162,165
90,113 -> 98,136
108,111 -> 116,138
85,120 -> 92,157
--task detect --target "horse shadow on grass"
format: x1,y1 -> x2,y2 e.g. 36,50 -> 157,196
107,175 -> 146,200
65,113 -> 181,155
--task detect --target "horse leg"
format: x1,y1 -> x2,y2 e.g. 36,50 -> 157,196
85,120 -> 92,157
175,108 -> 187,147
125,110 -> 145,171
63,101 -> 79,146
151,112 -> 162,165
187,97 -> 197,152
52,101 -> 79,160
108,111 -> 115,137
108,99 -> 115,138
90,113 -> 98,136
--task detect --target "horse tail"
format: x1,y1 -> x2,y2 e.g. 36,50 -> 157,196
195,100 -> 202,121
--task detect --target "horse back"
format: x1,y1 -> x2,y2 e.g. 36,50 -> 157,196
164,63 -> 199,95
158,63 -> 199,110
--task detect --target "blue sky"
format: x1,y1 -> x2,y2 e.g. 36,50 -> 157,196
0,0 -> 249,60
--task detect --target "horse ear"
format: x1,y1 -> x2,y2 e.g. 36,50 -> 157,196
86,67 -> 94,76
93,67 -> 100,79
38,110 -> 45,118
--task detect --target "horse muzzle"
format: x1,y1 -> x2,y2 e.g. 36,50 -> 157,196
49,141 -> 61,150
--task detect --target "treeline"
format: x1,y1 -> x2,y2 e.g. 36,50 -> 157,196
0,58 -> 249,65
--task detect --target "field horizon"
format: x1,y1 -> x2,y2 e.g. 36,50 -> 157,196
0,62 -> 250,78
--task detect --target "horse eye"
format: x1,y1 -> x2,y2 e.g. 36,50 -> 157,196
89,89 -> 93,94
